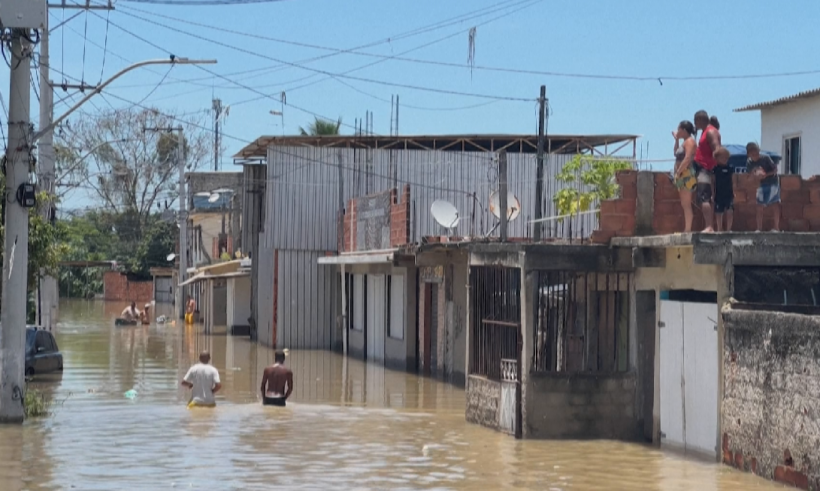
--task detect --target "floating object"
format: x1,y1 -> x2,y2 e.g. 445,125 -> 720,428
156,315 -> 168,324
124,389 -> 137,399
115,318 -> 138,326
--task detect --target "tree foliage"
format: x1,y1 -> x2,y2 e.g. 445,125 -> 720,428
56,107 -> 209,236
298,116 -> 342,136
553,155 -> 633,218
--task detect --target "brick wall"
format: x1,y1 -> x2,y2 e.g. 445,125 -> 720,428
103,271 -> 153,303
341,185 -> 411,252
466,375 -> 501,431
525,372 -> 640,440
593,171 -> 820,243
722,307 -> 820,490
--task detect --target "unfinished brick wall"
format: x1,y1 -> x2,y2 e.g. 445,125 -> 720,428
593,171 -> 820,242
340,185 -> 411,252
722,308 -> 820,490
590,170 -> 637,243
103,271 -> 153,303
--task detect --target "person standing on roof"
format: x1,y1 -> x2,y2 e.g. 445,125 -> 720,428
693,110 -> 722,232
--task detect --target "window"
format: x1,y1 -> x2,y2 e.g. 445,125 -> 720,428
784,135 -> 801,175
35,332 -> 52,353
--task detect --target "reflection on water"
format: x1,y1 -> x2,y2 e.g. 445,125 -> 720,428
0,299 -> 784,490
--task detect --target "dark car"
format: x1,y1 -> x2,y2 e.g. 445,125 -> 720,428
25,326 -> 63,376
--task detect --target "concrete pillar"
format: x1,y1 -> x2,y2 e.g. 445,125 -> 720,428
519,263 -> 535,438
636,172 -> 655,236
715,251 -> 734,461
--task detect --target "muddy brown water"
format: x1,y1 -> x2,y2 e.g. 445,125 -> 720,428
0,299 -> 785,490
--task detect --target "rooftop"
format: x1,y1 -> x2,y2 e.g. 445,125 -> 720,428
233,133 -> 640,161
734,87 -> 820,112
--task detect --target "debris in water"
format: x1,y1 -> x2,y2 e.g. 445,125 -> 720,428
124,389 -> 137,399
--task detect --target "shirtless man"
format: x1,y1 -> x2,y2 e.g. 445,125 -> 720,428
260,350 -> 293,407
121,301 -> 140,321
185,297 -> 196,325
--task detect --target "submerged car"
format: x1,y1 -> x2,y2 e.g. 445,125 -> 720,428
25,326 -> 63,376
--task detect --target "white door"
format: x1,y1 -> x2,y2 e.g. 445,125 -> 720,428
366,275 -> 386,362
659,300 -> 719,459
353,275 -> 365,332
682,302 -> 719,457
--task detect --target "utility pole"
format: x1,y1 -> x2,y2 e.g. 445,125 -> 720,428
534,85 -> 546,242
212,98 -> 221,171
37,0 -> 114,330
499,151 -> 508,242
145,126 -> 188,319
0,31 -> 32,423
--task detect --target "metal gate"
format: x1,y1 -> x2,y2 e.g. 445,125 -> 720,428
470,266 -> 522,438
155,277 -> 173,303
659,300 -> 719,458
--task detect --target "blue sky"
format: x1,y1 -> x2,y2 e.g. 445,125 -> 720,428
5,0 -> 820,208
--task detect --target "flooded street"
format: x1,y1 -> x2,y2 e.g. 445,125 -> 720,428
0,299 -> 784,490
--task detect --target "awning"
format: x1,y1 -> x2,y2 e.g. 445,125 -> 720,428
178,270 -> 250,287
179,272 -> 207,287
318,251 -> 400,265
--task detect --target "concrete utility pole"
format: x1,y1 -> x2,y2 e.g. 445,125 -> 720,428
0,31 -> 33,423
37,1 -> 114,331
533,85 -> 547,241
212,98 -> 221,171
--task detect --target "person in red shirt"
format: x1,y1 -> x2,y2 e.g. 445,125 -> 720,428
693,110 -> 722,232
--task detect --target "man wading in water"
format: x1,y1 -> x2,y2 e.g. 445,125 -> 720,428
260,350 -> 293,407
182,351 -> 222,408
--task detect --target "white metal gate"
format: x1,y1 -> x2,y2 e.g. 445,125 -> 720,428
366,275 -> 386,362
499,358 -> 518,435
659,300 -> 719,458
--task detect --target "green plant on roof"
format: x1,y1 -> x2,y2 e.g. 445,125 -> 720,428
553,155 -> 632,219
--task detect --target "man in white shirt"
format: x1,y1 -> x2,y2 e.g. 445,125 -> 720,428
181,351 -> 222,408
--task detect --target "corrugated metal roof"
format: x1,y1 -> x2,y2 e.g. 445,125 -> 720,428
233,133 -> 640,160
734,87 -> 820,112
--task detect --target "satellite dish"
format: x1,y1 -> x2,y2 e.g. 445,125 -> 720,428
194,192 -> 210,197
430,200 -> 460,230
166,253 -> 176,262
208,193 -> 221,203
489,191 -> 522,221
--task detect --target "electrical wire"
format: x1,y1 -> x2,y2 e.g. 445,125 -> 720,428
131,65 -> 175,108
99,9 -> 111,83
94,12 -> 535,102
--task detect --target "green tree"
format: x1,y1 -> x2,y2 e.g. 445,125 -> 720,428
553,155 -> 633,218
299,116 -> 342,136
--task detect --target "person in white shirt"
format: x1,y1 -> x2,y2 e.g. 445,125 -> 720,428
181,351 -> 222,408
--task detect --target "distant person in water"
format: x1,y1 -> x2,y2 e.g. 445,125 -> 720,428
260,350 -> 293,407
182,351 -> 221,408
121,301 -> 140,321
185,297 -> 196,325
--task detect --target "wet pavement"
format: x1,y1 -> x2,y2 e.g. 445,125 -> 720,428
0,299 -> 786,490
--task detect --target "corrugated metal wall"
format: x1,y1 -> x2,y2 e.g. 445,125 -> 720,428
254,145 -> 604,349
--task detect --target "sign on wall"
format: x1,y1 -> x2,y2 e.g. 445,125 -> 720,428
355,190 -> 392,251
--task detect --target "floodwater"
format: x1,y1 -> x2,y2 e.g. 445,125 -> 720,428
0,299 -> 785,491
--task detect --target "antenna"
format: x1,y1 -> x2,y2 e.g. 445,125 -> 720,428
486,191 -> 522,237
430,199 -> 460,234
489,191 -> 521,221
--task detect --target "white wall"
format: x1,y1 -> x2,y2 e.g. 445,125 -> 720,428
227,276 -> 251,327
760,96 -> 820,177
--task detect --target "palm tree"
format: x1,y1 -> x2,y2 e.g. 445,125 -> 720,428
299,117 -> 342,136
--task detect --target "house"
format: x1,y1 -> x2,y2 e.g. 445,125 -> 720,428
233,133 -> 639,385
735,87 -> 820,176
186,171 -> 243,267
179,259 -> 251,335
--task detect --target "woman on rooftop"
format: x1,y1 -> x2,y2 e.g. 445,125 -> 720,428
673,120 -> 697,232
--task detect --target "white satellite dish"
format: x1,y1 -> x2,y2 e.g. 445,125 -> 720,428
430,200 -> 460,230
208,193 -> 221,203
194,192 -> 210,197
166,253 -> 176,262
489,191 -> 522,221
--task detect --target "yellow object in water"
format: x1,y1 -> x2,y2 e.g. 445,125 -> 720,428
187,401 -> 216,409
185,313 -> 193,325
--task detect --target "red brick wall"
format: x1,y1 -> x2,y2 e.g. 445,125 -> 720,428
593,171 -> 820,243
340,185 -> 411,252
591,170 -> 638,243
103,271 -> 153,303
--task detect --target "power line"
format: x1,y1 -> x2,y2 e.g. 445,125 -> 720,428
93,10 -> 535,102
